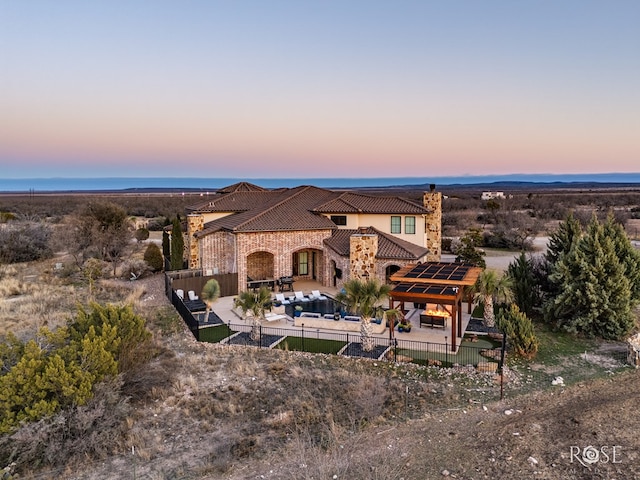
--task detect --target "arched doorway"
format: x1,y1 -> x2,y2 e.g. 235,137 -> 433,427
246,251 -> 274,280
385,264 -> 401,284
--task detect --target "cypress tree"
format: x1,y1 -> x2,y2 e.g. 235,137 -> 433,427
162,230 -> 170,257
170,218 -> 184,271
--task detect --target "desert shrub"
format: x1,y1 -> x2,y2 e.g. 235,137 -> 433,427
143,243 -> 164,272
0,303 -> 152,435
134,227 -> 149,243
0,222 -> 52,263
0,376 -> 130,470
0,212 -> 16,223
120,258 -> 149,280
69,303 -> 153,373
496,304 -> 539,359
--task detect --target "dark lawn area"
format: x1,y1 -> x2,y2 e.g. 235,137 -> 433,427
199,325 -> 236,343
275,336 -> 346,354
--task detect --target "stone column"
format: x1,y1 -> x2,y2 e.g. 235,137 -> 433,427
187,214 -> 204,269
349,234 -> 378,281
423,185 -> 442,262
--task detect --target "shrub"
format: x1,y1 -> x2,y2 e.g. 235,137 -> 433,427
143,243 -> 164,272
121,258 -> 149,280
134,227 -> 150,243
0,222 -> 52,263
496,304 -> 539,359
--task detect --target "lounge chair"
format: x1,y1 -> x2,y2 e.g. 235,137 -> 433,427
275,293 -> 291,305
188,290 -> 199,301
294,291 -> 310,302
176,289 -> 184,300
264,313 -> 287,322
310,290 -> 327,300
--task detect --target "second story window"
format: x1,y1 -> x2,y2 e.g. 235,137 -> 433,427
405,216 -> 416,234
330,215 -> 347,226
391,216 -> 401,234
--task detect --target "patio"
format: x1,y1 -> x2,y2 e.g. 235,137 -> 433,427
191,278 -> 476,353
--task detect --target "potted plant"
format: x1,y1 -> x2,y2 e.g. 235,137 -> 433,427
397,320 -> 412,332
294,305 -> 303,317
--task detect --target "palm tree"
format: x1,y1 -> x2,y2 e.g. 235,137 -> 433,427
472,270 -> 514,328
336,278 -> 391,352
201,279 -> 221,322
234,287 -> 272,341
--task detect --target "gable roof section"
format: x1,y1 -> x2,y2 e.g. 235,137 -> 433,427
191,183 -> 431,237
195,186 -> 338,236
324,227 -> 429,260
218,181 -> 267,193
314,192 -> 429,214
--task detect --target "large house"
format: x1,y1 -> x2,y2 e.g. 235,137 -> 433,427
175,182 -> 442,293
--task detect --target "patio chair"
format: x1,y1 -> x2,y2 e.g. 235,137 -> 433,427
310,290 -> 327,300
188,290 -> 199,301
294,291 -> 310,302
176,289 -> 184,300
275,293 -> 291,305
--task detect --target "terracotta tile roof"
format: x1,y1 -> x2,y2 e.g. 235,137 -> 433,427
195,186 -> 339,236
190,183 -> 430,237
217,181 -> 267,193
324,227 -> 429,260
314,192 -> 429,214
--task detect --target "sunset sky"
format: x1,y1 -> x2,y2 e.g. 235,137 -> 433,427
1,1 -> 639,180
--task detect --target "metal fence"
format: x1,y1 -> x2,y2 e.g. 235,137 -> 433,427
203,320 -> 505,369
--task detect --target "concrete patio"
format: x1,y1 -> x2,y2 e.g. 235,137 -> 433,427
197,280 -> 476,353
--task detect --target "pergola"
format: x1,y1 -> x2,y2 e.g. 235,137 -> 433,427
388,262 -> 482,351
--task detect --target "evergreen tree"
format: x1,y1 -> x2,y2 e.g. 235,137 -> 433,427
170,217 -> 184,271
454,228 -> 486,269
506,253 -> 538,316
541,211 -> 583,317
143,243 -> 164,272
602,213 -> 640,304
496,304 -> 539,359
545,211 -> 582,265
545,216 -> 635,339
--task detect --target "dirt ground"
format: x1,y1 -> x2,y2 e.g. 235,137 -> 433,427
4,252 -> 640,480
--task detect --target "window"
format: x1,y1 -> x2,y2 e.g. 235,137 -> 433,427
330,215 -> 347,226
391,216 -> 401,234
405,216 -> 416,234
298,251 -> 308,275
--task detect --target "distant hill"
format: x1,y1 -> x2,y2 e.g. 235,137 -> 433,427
1,173 -> 640,193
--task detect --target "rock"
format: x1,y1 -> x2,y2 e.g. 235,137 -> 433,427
528,456 -> 538,465
627,333 -> 640,368
428,358 -> 442,367
504,409 -> 513,415
441,469 -> 450,476
488,332 -> 504,342
477,362 -> 498,373
551,376 -> 564,386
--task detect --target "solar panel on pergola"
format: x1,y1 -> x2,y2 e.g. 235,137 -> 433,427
390,282 -> 460,303
389,262 -> 481,287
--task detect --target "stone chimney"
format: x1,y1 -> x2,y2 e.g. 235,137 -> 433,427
423,186 -> 442,262
349,233 -> 378,281
187,214 -> 204,269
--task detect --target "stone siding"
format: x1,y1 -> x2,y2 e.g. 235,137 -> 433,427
187,214 -> 204,269
423,191 -> 442,261
349,234 -> 378,281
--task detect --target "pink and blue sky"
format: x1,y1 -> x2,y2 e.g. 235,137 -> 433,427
1,1 -> 639,180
